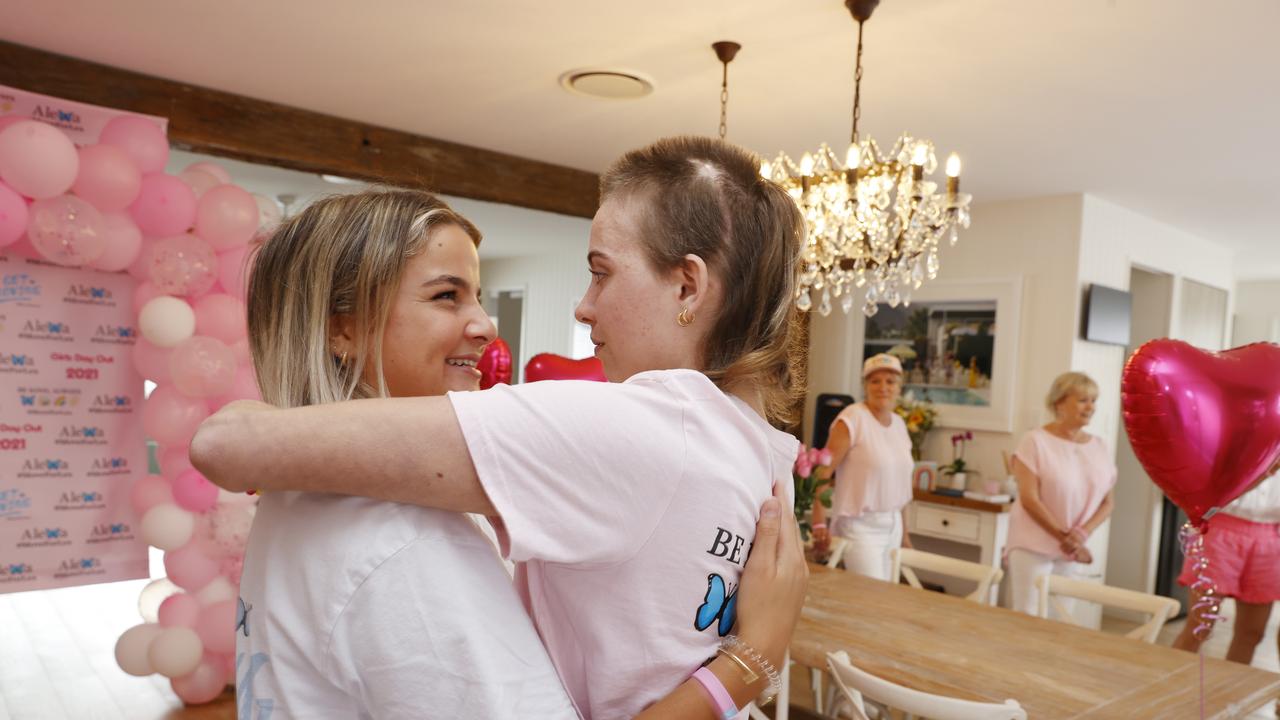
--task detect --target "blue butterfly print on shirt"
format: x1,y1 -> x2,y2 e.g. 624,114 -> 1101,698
693,573 -> 737,637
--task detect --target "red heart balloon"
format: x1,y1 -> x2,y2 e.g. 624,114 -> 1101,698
524,353 -> 606,383
477,337 -> 512,390
1121,339 -> 1280,526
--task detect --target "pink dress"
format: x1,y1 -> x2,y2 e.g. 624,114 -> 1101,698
829,403 -> 914,519
1008,428 -> 1117,559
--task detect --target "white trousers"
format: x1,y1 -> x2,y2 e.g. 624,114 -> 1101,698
833,511 -> 902,582
1007,547 -> 1084,617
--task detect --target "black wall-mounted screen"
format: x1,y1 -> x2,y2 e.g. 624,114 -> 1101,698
1082,284 -> 1132,346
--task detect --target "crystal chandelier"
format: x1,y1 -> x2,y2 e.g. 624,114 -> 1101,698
762,0 -> 971,317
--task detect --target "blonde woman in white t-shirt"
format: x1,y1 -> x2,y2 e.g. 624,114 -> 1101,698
811,353 -> 915,581
196,137 -> 812,720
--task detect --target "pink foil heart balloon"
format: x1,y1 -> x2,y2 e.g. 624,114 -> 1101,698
1122,339 -> 1280,526
478,337 -> 513,389
524,353 -> 607,383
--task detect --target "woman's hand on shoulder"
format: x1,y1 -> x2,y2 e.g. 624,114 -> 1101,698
735,483 -> 808,670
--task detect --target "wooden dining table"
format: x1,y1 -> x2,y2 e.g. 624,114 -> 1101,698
782,564 -> 1280,719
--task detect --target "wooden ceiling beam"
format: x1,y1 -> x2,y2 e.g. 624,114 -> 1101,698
0,41 -> 600,219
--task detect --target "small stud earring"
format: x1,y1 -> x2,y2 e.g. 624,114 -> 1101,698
677,307 -> 694,327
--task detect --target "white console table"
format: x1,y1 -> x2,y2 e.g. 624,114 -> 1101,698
905,488 -> 1011,604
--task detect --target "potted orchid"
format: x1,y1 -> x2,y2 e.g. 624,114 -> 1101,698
793,445 -> 833,541
942,430 -> 974,490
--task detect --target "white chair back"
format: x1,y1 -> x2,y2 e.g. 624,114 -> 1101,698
826,537 -> 849,569
826,651 -> 1026,720
1035,574 -> 1180,643
890,547 -> 1004,605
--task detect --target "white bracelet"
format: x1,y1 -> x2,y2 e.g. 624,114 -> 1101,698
722,635 -> 782,702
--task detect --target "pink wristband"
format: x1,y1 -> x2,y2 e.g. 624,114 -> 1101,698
692,666 -> 739,720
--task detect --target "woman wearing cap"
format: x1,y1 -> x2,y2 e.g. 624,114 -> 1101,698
1006,371 -> 1116,615
812,353 -> 914,580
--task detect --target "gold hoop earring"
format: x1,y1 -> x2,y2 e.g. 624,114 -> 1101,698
676,307 -> 694,327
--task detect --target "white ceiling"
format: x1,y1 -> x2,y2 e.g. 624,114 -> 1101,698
3,0 -> 1278,275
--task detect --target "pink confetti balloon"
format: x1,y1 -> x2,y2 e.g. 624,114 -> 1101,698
150,234 -> 218,296
130,473 -> 174,516
27,194 -> 107,266
170,336 -> 236,398
132,338 -> 175,384
215,244 -> 254,300
158,592 -> 201,628
172,468 -> 219,513
88,212 -> 143,272
184,162 -> 230,184
195,184 -> 258,251
170,656 -> 228,705
164,542 -> 220,592
0,120 -> 79,199
0,180 -> 28,247
193,294 -> 246,343
130,174 -> 196,237
142,385 -> 210,447
195,600 -> 237,655
73,143 -> 142,211
133,282 -> 165,314
99,116 -> 169,174
178,168 -> 220,199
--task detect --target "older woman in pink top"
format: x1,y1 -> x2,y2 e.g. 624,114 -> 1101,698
812,353 -> 915,581
1007,371 -> 1117,615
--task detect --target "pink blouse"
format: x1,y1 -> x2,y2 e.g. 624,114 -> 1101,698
1008,428 -> 1117,558
829,403 -> 915,518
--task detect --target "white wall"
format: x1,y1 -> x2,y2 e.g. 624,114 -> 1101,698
1234,279 -> 1280,344
481,251 -> 590,374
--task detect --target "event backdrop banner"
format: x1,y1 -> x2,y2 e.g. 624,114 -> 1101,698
0,254 -> 148,593
0,83 -> 167,145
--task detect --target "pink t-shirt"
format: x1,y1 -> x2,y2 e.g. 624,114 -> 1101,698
448,369 -> 799,720
829,403 -> 914,518
1008,428 -> 1117,558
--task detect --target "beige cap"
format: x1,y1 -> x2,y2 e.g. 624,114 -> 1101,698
862,353 -> 904,379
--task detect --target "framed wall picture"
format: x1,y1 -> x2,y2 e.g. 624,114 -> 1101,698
843,278 -> 1022,432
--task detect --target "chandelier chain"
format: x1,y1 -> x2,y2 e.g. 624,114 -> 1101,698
851,20 -> 864,144
719,60 -> 730,140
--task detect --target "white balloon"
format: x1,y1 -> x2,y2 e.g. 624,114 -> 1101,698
196,576 -> 236,605
138,576 -> 179,622
148,626 -> 203,678
252,193 -> 282,233
115,622 -> 163,676
139,295 -> 196,348
140,503 -> 195,551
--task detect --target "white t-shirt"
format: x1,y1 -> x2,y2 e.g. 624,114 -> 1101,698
448,369 -> 799,720
1223,472 -> 1280,523
829,403 -> 914,517
236,492 -> 577,719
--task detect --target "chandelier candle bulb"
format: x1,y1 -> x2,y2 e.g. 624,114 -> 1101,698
946,153 -> 961,196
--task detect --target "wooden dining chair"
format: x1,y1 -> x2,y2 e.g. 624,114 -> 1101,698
825,650 -> 1027,720
890,548 -> 1004,606
1034,574 -> 1180,644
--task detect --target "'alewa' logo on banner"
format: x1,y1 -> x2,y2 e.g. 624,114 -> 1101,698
87,522 -> 134,544
19,319 -> 73,342
87,456 -> 130,477
90,394 -> 132,414
17,526 -> 71,548
56,424 -> 108,446
0,561 -> 36,585
64,283 -> 115,307
18,457 -> 72,479
0,351 -> 37,375
91,324 -> 136,345
54,556 -> 104,579
54,489 -> 105,511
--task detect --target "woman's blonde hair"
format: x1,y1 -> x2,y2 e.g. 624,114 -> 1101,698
599,136 -> 807,426
246,189 -> 481,409
1045,371 -> 1098,413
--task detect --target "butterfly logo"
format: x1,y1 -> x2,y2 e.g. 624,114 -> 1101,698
693,573 -> 737,637
236,597 -> 253,638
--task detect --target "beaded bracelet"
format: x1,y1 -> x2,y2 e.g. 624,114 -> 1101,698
722,634 -> 782,702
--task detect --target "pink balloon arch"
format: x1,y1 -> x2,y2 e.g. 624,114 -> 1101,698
0,114 -> 278,704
